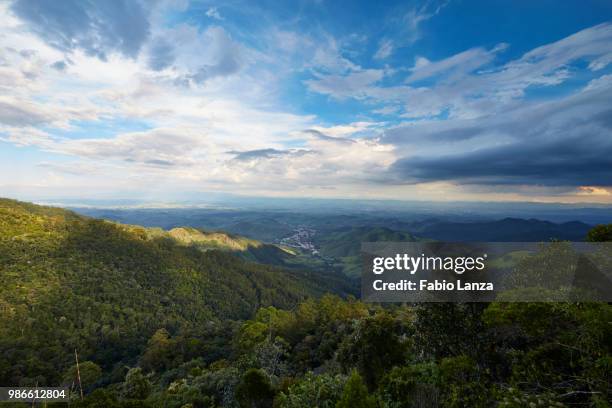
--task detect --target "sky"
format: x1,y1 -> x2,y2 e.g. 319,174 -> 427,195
1,0 -> 612,204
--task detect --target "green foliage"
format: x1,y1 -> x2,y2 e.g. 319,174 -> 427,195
74,388 -> 123,408
141,329 -> 174,373
438,356 -> 490,407
483,302 -> 611,405
235,368 -> 275,408
501,242 -> 586,299
275,372 -> 346,408
496,387 -> 565,408
377,363 -> 439,408
586,224 -> 612,242
335,370 -> 376,408
0,198 -> 610,407
498,387 -> 566,408
64,361 -> 103,389
338,312 -> 409,389
315,227 -> 417,277
0,198 -> 346,387
235,294 -> 369,373
316,227 -> 416,259
413,303 -> 486,359
123,368 -> 151,399
162,377 -> 216,408
167,226 -> 262,251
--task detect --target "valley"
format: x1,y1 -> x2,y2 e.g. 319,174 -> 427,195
278,226 -> 318,255
0,198 -> 609,407
70,204 -> 600,278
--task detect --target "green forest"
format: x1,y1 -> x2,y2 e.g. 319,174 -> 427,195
0,198 -> 610,407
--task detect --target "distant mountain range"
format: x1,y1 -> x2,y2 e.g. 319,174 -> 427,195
63,205 -> 601,278
410,217 -> 593,242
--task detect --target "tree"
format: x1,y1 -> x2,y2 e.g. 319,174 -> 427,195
235,368 -> 275,408
378,364 -> 440,408
586,224 -> 612,242
336,370 -> 376,408
63,361 -> 102,391
414,303 -> 486,360
338,312 -> 408,389
438,356 -> 490,408
483,302 -> 612,405
123,367 -> 151,400
74,388 -> 120,408
141,328 -> 173,372
275,372 -> 345,408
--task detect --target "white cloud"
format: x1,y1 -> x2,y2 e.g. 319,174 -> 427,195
310,35 -> 360,74
305,69 -> 384,99
406,44 -> 506,83
222,133 -> 397,189
374,39 -> 393,59
404,0 -> 450,44
309,122 -> 381,137
10,0 -> 152,60
0,127 -> 53,147
55,128 -> 210,166
0,98 -> 54,127
205,7 -> 222,20
583,73 -> 612,92
522,23 -> 612,69
0,95 -> 100,129
373,106 -> 400,115
0,1 -> 611,202
307,23 -> 612,120
142,24 -> 248,85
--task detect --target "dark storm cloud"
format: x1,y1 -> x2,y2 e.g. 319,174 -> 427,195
392,136 -> 612,186
11,0 -> 151,60
383,124 -> 485,145
385,81 -> 612,187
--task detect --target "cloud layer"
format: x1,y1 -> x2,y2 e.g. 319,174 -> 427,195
11,0 -> 152,59
0,1 -> 611,202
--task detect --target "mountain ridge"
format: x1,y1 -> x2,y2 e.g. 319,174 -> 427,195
0,198 -> 352,386
414,217 -> 593,242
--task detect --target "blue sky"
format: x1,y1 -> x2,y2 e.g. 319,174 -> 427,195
0,0 -> 611,203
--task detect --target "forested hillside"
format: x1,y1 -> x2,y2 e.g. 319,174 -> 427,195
0,199 -> 351,388
117,224 -> 300,268
314,226 -> 418,277
0,199 -> 610,407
